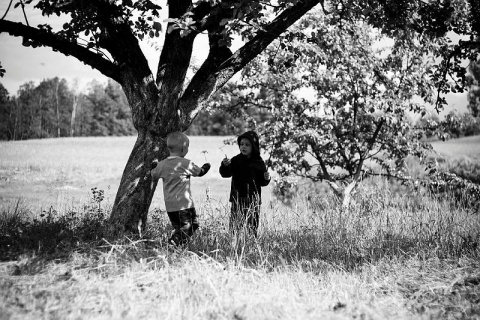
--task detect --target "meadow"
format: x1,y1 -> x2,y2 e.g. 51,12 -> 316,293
430,135 -> 480,159
0,136 -> 243,210
0,136 -> 479,319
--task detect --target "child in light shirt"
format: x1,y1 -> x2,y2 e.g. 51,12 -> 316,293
151,132 -> 210,245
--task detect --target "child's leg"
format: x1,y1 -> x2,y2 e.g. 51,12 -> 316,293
168,208 -> 198,245
167,211 -> 181,231
167,211 -> 182,244
178,207 -> 199,237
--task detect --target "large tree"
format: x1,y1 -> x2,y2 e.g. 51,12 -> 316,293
0,0 -> 478,235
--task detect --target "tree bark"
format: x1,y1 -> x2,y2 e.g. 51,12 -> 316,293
13,99 -> 18,141
55,80 -> 61,138
326,180 -> 358,209
108,129 -> 168,236
70,94 -> 77,137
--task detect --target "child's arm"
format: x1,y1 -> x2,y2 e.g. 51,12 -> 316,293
144,160 -> 158,181
189,161 -> 210,177
264,170 -> 271,181
198,163 -> 211,177
219,155 -> 232,177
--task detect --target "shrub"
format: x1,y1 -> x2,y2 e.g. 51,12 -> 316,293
0,188 -> 108,260
442,155 -> 480,184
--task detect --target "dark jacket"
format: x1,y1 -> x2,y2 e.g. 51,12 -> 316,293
219,131 -> 270,203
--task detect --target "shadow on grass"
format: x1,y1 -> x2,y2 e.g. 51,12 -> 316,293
1,193 -> 479,275
188,221 -> 479,272
0,198 -> 108,262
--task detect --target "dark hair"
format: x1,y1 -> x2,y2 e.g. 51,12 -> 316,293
237,131 -> 261,158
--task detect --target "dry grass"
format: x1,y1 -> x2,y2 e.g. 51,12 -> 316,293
0,136 -> 242,208
1,136 -> 480,319
0,251 -> 415,320
1,242 -> 478,319
1,182 -> 479,319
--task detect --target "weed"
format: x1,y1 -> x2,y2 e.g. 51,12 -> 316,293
0,188 -> 109,260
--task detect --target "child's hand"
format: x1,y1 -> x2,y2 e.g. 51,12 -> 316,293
222,156 -> 231,166
151,160 -> 158,169
144,170 -> 151,181
202,163 -> 211,172
264,170 -> 271,180
198,163 -> 211,177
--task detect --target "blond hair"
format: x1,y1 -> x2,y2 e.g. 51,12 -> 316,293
167,132 -> 189,153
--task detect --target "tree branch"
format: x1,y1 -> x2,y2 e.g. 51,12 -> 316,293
309,141 -> 332,181
0,0 -> 13,21
435,39 -> 480,110
156,0 -> 195,108
0,19 -> 121,82
180,0 -> 321,119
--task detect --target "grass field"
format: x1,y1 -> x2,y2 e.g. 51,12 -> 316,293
430,135 -> 480,159
1,135 -> 479,319
0,136 -> 247,210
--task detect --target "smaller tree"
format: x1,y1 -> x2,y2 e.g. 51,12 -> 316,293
233,13 -> 437,207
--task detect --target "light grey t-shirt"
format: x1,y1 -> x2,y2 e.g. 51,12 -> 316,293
151,156 -> 203,212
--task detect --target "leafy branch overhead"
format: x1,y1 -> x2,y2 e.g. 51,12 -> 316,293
1,1 -> 479,105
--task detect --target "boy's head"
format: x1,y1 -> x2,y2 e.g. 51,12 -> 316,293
237,131 -> 260,158
167,132 -> 189,157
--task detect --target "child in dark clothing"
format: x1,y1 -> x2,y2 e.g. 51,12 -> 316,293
219,131 -> 270,236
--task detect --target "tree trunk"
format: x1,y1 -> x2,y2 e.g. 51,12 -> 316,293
55,81 -> 61,138
70,94 -> 77,137
38,97 -> 43,139
13,99 -> 18,141
108,130 -> 169,237
326,180 -> 358,209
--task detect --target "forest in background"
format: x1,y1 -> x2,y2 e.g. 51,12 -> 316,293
0,74 -> 479,140
0,78 -> 274,140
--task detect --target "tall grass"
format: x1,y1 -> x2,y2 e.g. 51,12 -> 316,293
1,136 -> 480,319
2,178 -> 478,268
190,178 -> 479,270
1,180 -> 479,319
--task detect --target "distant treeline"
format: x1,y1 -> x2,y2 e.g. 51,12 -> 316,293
1,78 -> 478,140
0,78 -> 135,140
0,78 -> 268,141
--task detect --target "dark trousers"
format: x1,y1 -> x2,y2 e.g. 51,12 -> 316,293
167,207 -> 199,245
229,198 -> 260,236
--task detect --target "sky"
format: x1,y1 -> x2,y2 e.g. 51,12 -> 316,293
0,2 -> 469,117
